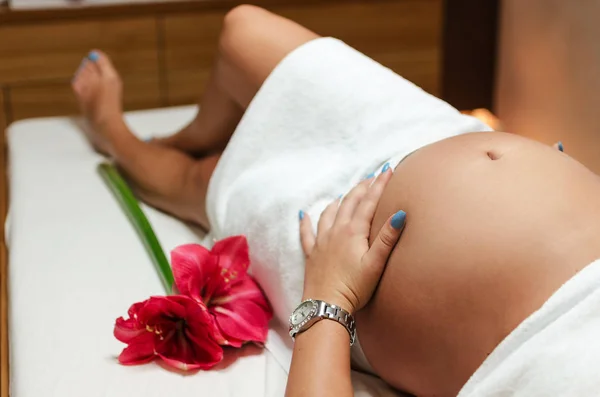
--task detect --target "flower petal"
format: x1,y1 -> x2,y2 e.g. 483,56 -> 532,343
210,276 -> 272,347
208,236 -> 251,299
157,353 -> 219,371
138,296 -> 186,324
152,295 -> 224,368
118,332 -> 156,365
114,316 -> 145,344
171,244 -> 219,303
212,236 -> 250,277
127,301 -> 145,320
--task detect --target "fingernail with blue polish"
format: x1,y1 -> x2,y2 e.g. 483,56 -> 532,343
88,51 -> 99,62
390,210 -> 406,230
299,210 -> 304,220
338,194 -> 343,199
382,162 -> 390,173
365,172 -> 375,180
558,141 -> 564,152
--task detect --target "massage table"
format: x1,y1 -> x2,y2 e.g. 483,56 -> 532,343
3,106 -> 397,397
4,107 -> 288,397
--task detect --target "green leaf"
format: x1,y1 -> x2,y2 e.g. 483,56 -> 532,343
98,162 -> 174,293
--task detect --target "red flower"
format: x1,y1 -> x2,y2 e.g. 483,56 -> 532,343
171,236 -> 273,347
114,295 -> 223,370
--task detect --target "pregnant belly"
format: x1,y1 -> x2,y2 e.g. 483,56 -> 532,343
357,131 -> 600,397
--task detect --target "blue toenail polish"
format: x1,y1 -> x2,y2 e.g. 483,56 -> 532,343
558,141 -> 564,152
382,162 -> 391,173
88,51 -> 99,62
299,210 -> 304,220
390,210 -> 406,230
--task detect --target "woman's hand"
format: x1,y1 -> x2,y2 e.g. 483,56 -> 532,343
299,168 -> 407,314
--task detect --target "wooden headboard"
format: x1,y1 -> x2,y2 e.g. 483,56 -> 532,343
0,1 -> 500,395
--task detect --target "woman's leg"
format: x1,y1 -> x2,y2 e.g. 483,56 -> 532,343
71,5 -> 319,228
155,5 -> 320,155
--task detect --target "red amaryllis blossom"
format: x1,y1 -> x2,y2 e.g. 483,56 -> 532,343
114,295 -> 223,370
171,236 -> 273,347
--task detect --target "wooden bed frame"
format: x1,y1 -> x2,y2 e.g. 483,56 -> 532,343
0,0 -> 499,394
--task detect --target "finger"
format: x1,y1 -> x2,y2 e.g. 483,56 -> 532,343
354,166 -> 394,234
317,199 -> 340,235
364,210 -> 406,267
553,141 -> 564,152
335,178 -> 372,224
299,210 -> 316,256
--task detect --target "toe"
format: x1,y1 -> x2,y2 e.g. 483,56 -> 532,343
82,65 -> 101,92
73,59 -> 101,98
76,64 -> 93,88
87,50 -> 100,63
72,58 -> 88,81
88,49 -> 120,81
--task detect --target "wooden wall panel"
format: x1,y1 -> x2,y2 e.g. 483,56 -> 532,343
10,75 -> 161,121
164,0 -> 442,105
0,16 -> 161,120
0,91 -> 5,131
163,11 -> 224,105
276,0 -> 442,95
442,0 -> 499,110
0,17 -> 159,85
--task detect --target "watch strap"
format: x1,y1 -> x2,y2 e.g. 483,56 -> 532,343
316,300 -> 356,345
290,299 -> 356,346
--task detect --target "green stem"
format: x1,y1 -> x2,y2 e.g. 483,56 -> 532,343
98,162 -> 174,293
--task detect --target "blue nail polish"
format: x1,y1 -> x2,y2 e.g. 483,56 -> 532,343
338,194 -> 343,199
143,137 -> 154,143
390,210 -> 406,230
299,210 -> 304,220
365,172 -> 375,180
88,51 -> 99,62
382,163 -> 390,173
558,141 -> 564,152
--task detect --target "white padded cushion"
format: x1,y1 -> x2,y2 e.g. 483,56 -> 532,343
6,107 -> 287,397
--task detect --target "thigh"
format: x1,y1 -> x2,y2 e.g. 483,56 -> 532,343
219,5 -> 320,107
357,132 -> 600,396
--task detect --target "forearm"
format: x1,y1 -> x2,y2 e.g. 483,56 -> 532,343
106,121 -> 212,227
285,318 -> 353,397
289,166 -> 401,397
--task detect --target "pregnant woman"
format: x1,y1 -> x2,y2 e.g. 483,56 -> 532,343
72,5 -> 600,396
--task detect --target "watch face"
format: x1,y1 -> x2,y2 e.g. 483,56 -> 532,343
291,300 -> 315,326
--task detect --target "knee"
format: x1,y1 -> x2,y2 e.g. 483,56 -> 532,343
221,4 -> 269,42
224,4 -> 267,26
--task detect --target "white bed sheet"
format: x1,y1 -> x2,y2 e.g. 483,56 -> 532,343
6,106 -> 288,397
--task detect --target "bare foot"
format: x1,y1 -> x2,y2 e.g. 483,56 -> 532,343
71,50 -> 127,155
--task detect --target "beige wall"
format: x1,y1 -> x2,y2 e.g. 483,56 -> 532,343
496,0 -> 600,173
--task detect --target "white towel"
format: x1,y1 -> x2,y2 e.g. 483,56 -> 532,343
205,37 -> 490,371
458,258 -> 600,396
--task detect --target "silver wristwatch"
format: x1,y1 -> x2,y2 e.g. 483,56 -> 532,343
289,299 -> 356,345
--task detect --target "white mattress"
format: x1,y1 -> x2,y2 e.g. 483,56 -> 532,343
6,107 -> 287,397
6,106 -> 401,397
